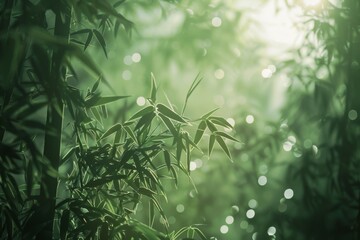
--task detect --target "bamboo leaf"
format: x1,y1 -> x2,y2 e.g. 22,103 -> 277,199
158,113 -> 177,136
200,108 -> 219,120
206,120 -> 218,132
150,72 -> 157,102
194,120 -> 207,144
60,209 -> 70,240
100,123 -> 122,140
84,31 -> 93,50
138,187 -> 157,197
163,150 -> 171,171
208,135 -> 215,156
129,105 -> 154,121
90,96 -> 129,107
91,78 -> 101,93
123,126 -> 137,144
216,136 -> 232,159
214,131 -> 239,142
193,228 -> 207,240
157,103 -> 186,123
93,29 -> 108,58
209,116 -> 233,129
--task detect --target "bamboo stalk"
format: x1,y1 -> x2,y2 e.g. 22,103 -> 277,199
37,3 -> 71,239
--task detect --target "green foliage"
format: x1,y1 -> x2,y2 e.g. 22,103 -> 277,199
0,0 -> 237,239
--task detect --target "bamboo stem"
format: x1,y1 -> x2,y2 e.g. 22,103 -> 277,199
37,3 -> 71,239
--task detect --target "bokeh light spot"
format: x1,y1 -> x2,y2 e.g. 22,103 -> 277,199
348,109 -> 358,120
258,176 -> 267,186
176,204 -> 185,213
268,64 -> 276,73
246,209 -> 255,219
240,220 -> 249,229
284,188 -> 294,199
282,141 -> 292,152
220,225 -> 228,234
136,96 -> 146,106
312,145 -> 318,154
132,52 -> 142,63
225,215 -> 234,224
122,70 -> 132,80
123,55 -> 132,65
248,199 -> 258,209
246,115 -> 254,124
214,68 -> 225,79
212,17 -> 222,27
267,226 -> 276,236
189,161 -> 197,171
261,68 -> 273,78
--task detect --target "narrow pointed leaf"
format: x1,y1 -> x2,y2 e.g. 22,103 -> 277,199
164,150 -> 171,171
129,105 -> 154,121
200,108 -> 219,120
93,29 -> 108,58
84,31 -> 93,50
150,72 -> 157,102
206,120 -> 218,132
209,116 -> 233,129
90,96 -> 129,107
194,120 -> 207,144
100,123 -> 122,140
60,209 -> 70,240
216,136 -> 232,159
123,126 -> 137,143
214,131 -> 239,142
158,113 -> 178,136
208,135 -> 215,156
157,103 -> 186,123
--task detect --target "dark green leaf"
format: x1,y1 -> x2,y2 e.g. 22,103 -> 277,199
100,123 -> 122,140
194,120 -> 207,144
150,72 -> 157,102
214,131 -> 239,142
87,96 -> 129,107
164,150 -> 171,171
129,105 -> 154,120
157,103 -> 186,123
158,113 -> 178,136
60,209 -> 70,240
208,135 -> 215,156
216,136 -> 232,159
209,116 -> 233,129
93,29 -> 108,58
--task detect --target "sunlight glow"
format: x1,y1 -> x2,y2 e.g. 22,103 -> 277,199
212,17 -> 222,27
261,68 -> 273,78
304,0 -> 321,6
136,96 -> 146,106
